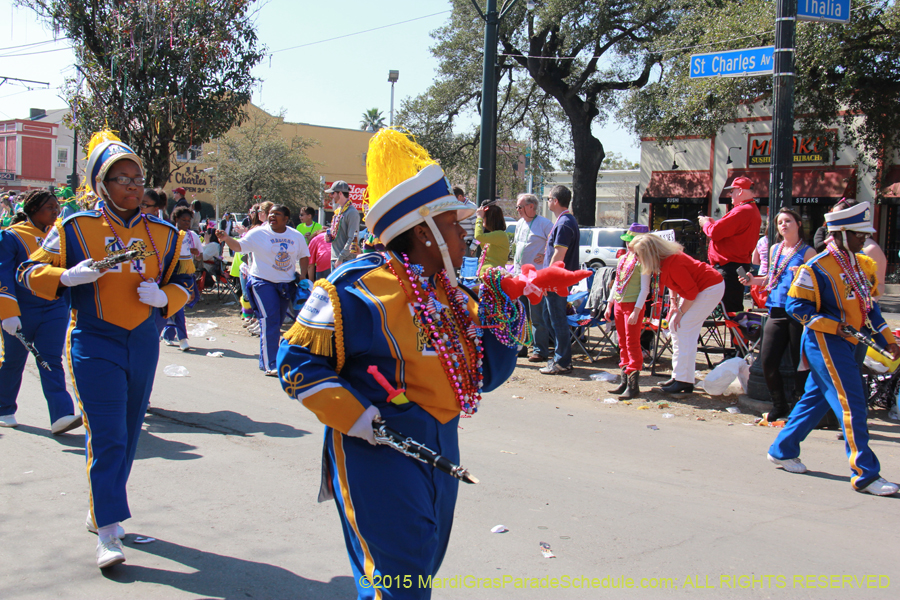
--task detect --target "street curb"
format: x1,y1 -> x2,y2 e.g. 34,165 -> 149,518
738,394 -> 772,416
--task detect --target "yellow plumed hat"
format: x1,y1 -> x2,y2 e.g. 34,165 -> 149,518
364,129 -> 473,245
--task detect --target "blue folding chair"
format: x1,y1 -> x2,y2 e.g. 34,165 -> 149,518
459,256 -> 480,289
566,268 -> 617,362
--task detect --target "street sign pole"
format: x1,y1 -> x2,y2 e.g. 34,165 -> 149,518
770,0 -> 797,246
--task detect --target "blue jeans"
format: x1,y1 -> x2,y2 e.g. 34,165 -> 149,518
543,292 -> 571,368
528,299 -> 551,357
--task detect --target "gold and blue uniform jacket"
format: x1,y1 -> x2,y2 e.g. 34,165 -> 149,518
276,253 -> 518,434
0,220 -> 69,320
17,210 -> 193,330
786,251 -> 895,347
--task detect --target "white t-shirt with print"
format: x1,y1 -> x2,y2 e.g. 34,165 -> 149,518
239,224 -> 310,283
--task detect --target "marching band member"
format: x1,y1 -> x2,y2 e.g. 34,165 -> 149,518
768,201 -> 900,496
0,190 -> 81,433
277,130 -> 518,599
18,132 -> 195,568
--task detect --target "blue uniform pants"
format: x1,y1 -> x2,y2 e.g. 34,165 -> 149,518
71,312 -> 158,528
0,303 -> 74,423
161,308 -> 187,342
769,329 -> 881,490
326,403 -> 459,600
248,276 -> 291,371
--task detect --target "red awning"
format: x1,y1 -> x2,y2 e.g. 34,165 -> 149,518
643,170 -> 711,205
883,166 -> 900,198
719,167 -> 856,205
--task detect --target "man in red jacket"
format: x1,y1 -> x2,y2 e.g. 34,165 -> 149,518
699,176 -> 761,312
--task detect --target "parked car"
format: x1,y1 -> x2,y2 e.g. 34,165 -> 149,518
578,227 -> 628,269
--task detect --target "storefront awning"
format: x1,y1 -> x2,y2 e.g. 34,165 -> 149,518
643,170 -> 711,205
718,167 -> 856,206
881,166 -> 900,203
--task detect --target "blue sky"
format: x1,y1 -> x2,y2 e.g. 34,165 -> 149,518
0,0 -> 640,163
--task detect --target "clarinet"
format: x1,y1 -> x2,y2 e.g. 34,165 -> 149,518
15,332 -> 51,372
840,324 -> 895,362
372,416 -> 479,484
90,248 -> 145,271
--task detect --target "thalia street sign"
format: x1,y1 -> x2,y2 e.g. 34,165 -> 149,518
797,0 -> 851,24
690,46 -> 774,79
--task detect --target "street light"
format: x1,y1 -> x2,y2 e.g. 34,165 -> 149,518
388,70 -> 399,127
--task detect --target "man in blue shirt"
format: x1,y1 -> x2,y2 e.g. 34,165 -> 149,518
540,185 -> 580,374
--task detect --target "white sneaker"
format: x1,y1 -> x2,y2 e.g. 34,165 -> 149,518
51,414 -> 83,435
179,339 -> 191,351
0,414 -> 18,428
163,338 -> 178,346
767,453 -> 807,474
96,537 -> 126,569
265,369 -> 278,377
85,514 -> 125,540
860,477 -> 899,496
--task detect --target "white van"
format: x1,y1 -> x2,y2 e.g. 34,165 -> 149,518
578,227 -> 628,269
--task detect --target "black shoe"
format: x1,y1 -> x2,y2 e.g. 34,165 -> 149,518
609,370 -> 628,395
619,371 -> 640,399
660,380 -> 693,395
659,377 -> 675,387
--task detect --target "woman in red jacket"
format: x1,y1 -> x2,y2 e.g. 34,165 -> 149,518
630,234 -> 724,395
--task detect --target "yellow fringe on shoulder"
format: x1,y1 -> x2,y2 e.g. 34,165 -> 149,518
161,230 -> 183,285
282,279 -> 346,373
29,221 -> 66,267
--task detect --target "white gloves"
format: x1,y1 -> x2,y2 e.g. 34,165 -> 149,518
2,316 -> 21,335
347,405 -> 381,445
137,281 -> 168,308
60,258 -> 107,287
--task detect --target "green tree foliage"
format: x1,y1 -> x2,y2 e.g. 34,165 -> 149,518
398,0 -> 682,225
207,110 -> 321,218
619,0 -> 900,180
601,151 -> 640,170
360,108 -> 386,131
21,0 -> 265,187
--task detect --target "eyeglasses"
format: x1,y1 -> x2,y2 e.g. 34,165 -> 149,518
516,205 -> 526,210
106,176 -> 146,186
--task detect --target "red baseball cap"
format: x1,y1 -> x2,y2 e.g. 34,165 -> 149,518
724,176 -> 752,191
173,187 -> 186,195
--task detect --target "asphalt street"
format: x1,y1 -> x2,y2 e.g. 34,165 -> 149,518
2,322 -> 899,599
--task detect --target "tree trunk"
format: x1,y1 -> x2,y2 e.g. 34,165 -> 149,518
568,113 -> 605,227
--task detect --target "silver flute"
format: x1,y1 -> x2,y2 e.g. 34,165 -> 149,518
372,416 -> 479,484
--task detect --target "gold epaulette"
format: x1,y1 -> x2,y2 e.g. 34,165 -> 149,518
282,278 -> 346,373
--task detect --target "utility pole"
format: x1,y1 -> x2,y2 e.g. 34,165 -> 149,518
472,0 -> 521,206
769,0 -> 797,245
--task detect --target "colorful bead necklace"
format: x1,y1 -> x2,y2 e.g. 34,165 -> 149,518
329,201 -> 349,238
825,238 -> 871,316
386,253 -> 484,415
100,207 -> 162,283
613,251 -> 639,297
764,238 -> 804,292
477,268 -> 531,348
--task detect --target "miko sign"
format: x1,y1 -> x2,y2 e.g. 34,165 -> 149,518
798,0 -> 850,24
690,46 -> 774,79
